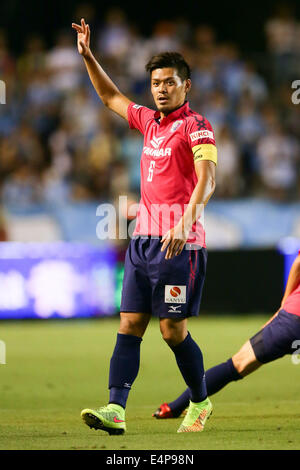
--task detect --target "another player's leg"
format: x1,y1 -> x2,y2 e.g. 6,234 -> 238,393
153,340 -> 261,419
160,318 -> 212,432
153,336 -> 269,419
81,312 -> 150,435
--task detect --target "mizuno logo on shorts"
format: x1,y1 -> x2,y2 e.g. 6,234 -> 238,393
168,305 -> 182,313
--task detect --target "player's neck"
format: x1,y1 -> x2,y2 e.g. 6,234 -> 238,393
159,100 -> 187,121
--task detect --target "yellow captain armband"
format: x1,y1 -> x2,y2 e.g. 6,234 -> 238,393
192,144 -> 217,165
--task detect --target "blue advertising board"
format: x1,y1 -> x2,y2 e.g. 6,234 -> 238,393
277,237 -> 300,288
0,243 -> 117,319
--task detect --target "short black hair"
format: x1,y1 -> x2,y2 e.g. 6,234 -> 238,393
145,52 -> 191,82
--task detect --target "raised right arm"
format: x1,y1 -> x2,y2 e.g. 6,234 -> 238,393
72,18 -> 131,120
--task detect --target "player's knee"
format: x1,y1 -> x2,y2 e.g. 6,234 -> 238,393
162,332 -> 174,346
232,340 -> 260,376
119,316 -> 146,337
232,352 -> 257,376
232,355 -> 246,375
161,329 -> 185,347
160,318 -> 187,347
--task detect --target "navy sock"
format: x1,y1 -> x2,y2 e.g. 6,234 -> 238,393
170,332 -> 207,403
169,358 -> 242,415
168,388 -> 191,417
109,333 -> 142,409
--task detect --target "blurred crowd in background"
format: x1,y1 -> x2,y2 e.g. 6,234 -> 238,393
0,1 -> 299,220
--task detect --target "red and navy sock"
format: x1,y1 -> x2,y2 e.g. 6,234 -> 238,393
168,358 -> 242,415
170,332 -> 207,404
108,333 -> 142,409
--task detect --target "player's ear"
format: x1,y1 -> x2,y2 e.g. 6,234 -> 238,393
185,78 -> 192,94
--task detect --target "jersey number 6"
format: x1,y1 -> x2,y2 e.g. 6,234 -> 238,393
147,160 -> 155,182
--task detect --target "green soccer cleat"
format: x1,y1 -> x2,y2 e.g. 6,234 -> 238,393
177,397 -> 213,433
81,403 -> 126,435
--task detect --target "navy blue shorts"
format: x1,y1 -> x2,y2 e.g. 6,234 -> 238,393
120,237 -> 207,319
250,309 -> 300,363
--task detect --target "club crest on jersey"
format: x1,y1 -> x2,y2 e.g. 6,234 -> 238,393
164,285 -> 186,304
170,120 -> 183,132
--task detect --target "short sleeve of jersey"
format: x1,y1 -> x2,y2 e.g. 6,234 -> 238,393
186,115 -> 217,165
127,102 -> 155,135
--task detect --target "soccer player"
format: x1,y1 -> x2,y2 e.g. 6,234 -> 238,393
72,18 -> 217,434
153,252 -> 300,419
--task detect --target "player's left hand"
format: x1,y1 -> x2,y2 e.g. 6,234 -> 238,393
161,224 -> 188,260
72,18 -> 91,57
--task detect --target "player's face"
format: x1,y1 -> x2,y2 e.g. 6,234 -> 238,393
150,68 -> 191,115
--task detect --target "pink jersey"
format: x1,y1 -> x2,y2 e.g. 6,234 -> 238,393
282,253 -> 300,317
127,101 -> 217,246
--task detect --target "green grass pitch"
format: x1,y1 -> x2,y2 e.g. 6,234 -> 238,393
0,314 -> 299,450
